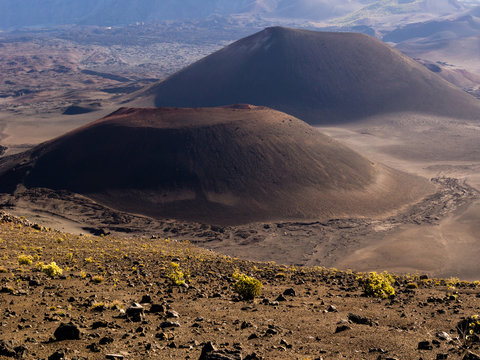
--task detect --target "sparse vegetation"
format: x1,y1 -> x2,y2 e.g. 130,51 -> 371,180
3,212 -> 480,359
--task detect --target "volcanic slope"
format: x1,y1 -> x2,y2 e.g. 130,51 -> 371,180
0,106 -> 432,225
132,27 -> 480,125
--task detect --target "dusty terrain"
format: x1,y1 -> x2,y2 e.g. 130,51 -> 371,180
2,214 -> 480,360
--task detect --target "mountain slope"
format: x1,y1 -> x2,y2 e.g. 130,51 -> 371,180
332,0 -> 466,28
132,27 -> 480,125
0,106 -> 431,225
0,0 -> 370,29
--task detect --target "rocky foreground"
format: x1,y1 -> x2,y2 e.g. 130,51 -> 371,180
1,213 -> 480,360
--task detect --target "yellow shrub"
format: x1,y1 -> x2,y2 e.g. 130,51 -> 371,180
41,262 -> 63,278
168,262 -> 185,286
361,271 -> 395,299
18,254 -> 33,265
232,271 -> 262,300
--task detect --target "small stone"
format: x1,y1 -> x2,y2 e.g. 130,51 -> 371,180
54,322 -> 81,341
436,332 -> 452,341
99,336 -> 114,345
418,340 -> 433,350
105,355 -> 124,360
166,310 -> 179,318
327,305 -> 338,312
86,343 -> 100,353
29,279 -> 41,287
150,304 -> 165,314
348,313 -> 373,326
140,295 -> 152,303
283,288 -> 296,297
126,303 -> 144,322
265,328 -> 278,336
92,321 -> 108,329
275,294 -> 287,302
335,325 -> 351,333
160,321 -> 180,328
48,348 -> 67,360
280,339 -> 292,349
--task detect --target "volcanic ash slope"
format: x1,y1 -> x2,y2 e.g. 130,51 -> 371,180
132,26 -> 480,125
0,106 -> 433,225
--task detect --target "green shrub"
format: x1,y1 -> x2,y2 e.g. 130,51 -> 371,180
361,271 -> 395,299
41,262 -> 63,278
232,271 -> 262,300
18,254 -> 34,265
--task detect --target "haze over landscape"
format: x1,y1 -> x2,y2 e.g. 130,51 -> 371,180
3,1 -> 480,359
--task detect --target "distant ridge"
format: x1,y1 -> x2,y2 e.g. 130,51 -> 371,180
0,106 -> 431,225
132,27 -> 480,124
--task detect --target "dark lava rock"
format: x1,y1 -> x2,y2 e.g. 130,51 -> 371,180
275,294 -> 287,302
166,310 -> 180,318
150,303 -> 166,314
464,352 -> 480,360
0,340 -> 16,357
283,288 -> 297,296
140,294 -> 152,303
335,325 -> 351,333
54,322 -> 81,341
86,343 -> 100,352
91,321 -> 108,329
348,313 -> 373,326
199,342 -> 243,360
436,354 -> 448,360
160,321 -> 181,328
28,279 -> 40,287
126,303 -> 144,322
244,353 -> 262,360
48,348 -> 67,360
418,340 -> 433,350
99,336 -> 114,345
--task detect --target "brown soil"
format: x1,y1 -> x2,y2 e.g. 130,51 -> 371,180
1,213 -> 480,360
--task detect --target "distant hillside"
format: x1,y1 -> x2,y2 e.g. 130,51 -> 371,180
132,27 -> 480,124
0,0 -> 370,29
391,7 -> 480,80
383,9 -> 480,42
332,0 -> 466,28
